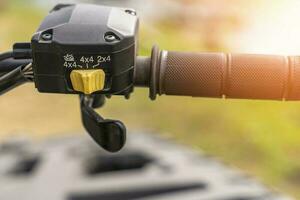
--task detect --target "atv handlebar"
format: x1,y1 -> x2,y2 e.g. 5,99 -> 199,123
3,3 -> 300,152
136,47 -> 300,101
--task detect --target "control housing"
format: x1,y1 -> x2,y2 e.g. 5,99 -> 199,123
31,4 -> 139,96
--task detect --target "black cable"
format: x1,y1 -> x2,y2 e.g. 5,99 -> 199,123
0,65 -> 30,95
0,58 -> 31,72
0,49 -> 33,94
0,51 -> 13,61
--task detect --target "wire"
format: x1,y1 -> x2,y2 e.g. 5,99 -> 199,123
0,58 -> 31,72
0,63 -> 33,95
0,50 -> 33,94
22,63 -> 34,81
0,51 -> 13,61
22,63 -> 32,72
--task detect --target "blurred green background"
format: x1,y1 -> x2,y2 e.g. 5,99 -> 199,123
1,0 -> 300,198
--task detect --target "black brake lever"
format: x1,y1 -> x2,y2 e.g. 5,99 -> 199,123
80,94 -> 126,152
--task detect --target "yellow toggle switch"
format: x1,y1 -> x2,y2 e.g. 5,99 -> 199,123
70,69 -> 105,94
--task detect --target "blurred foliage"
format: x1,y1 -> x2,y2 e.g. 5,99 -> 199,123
0,0 -> 300,199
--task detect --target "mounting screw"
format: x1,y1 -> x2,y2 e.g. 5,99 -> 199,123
104,34 -> 117,42
125,9 -> 136,16
41,33 -> 52,41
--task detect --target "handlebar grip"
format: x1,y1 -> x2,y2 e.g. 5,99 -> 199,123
157,51 -> 300,100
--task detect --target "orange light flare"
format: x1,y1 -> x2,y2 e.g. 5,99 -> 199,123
229,0 -> 300,55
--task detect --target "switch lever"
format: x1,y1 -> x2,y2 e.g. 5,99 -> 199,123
80,94 -> 126,152
71,69 -> 105,94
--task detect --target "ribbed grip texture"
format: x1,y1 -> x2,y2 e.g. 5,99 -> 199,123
158,51 -> 300,100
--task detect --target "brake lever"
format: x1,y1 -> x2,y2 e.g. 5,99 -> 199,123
80,94 -> 126,152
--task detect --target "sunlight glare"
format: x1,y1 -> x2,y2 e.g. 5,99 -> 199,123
235,0 -> 300,55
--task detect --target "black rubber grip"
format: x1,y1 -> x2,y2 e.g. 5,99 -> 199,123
157,51 -> 300,100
